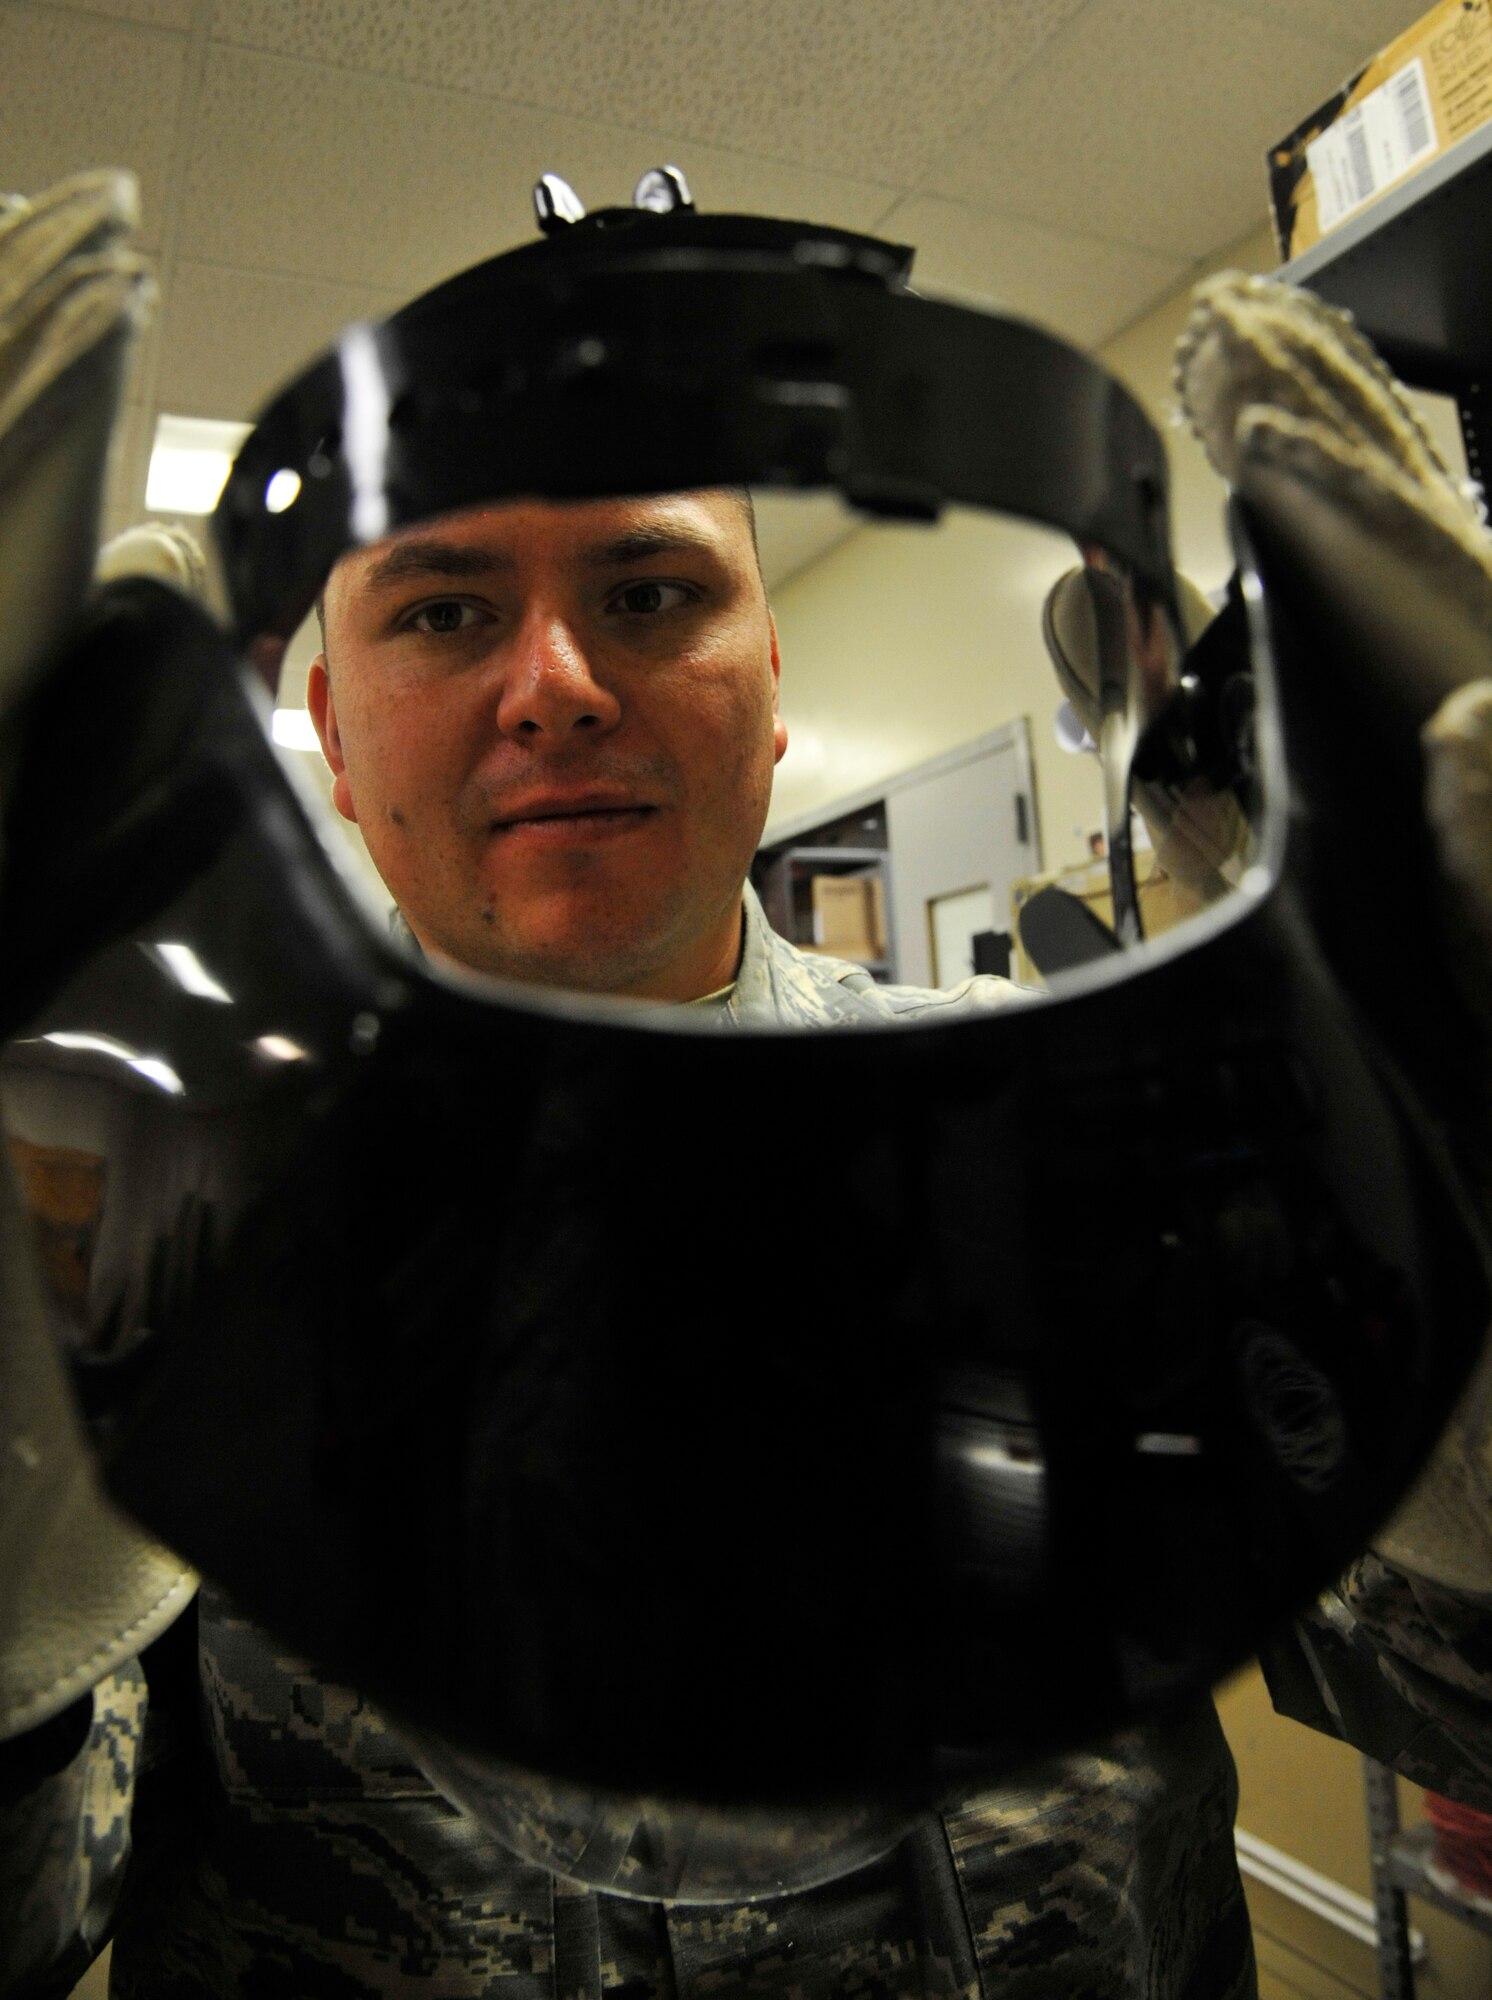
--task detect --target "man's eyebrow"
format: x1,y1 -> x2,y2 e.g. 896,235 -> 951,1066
580,525 -> 722,567
357,537 -> 514,591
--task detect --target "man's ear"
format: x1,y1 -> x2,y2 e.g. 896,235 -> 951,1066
306,654 -> 359,824
768,612 -> 788,765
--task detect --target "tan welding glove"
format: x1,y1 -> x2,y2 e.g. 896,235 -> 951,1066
0,171 -> 196,1744
1174,270 -> 1492,1596
0,171 -> 155,739
95,518 -> 208,594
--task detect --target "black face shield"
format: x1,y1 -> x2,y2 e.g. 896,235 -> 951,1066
2,176 -> 1488,1899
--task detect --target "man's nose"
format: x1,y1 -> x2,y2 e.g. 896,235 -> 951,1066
494,612 -> 622,740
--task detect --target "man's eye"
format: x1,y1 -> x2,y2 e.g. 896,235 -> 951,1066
610,580 -> 695,616
405,599 -> 486,635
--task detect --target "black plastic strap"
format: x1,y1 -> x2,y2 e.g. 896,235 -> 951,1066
213,213 -> 1175,645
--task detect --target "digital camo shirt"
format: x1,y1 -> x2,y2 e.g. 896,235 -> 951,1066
2,889 -> 1256,1999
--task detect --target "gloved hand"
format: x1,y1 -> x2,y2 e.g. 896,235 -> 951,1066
94,518 -> 208,596
0,170 -> 196,1745
0,171 -> 154,740
1174,269 -> 1492,623
1172,269 -> 1492,1598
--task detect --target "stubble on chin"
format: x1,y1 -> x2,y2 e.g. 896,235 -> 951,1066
432,762 -> 689,991
438,888 -> 695,995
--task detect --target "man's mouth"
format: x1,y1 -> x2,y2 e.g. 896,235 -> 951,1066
490,795 -> 658,843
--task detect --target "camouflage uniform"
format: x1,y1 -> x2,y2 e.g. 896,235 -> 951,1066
0,887 -> 1256,1998
721,885 -> 1027,1031
1263,1554 -> 1492,1815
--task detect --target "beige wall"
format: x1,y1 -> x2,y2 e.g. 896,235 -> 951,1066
1217,1664 -> 1492,2000
764,219 -> 1280,866
765,507 -> 1103,859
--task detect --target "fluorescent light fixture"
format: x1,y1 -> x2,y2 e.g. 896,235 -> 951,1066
42,1031 -> 186,1095
43,1030 -> 137,1060
963,1441 -> 1044,1478
130,1056 -> 189,1095
1134,1432 -> 1203,1456
265,468 -> 302,513
145,414 -> 251,515
145,941 -> 233,1003
340,322 -> 391,542
271,707 -> 321,751
253,1034 -> 310,1062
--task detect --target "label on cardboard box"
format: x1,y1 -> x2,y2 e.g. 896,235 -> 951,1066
1269,0 -> 1492,259
1307,57 -> 1437,231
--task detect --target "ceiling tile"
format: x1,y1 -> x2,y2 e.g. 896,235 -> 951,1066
886,195 -> 1190,348
1207,0 -> 1431,62
43,0 -> 199,29
207,0 -> 1089,186
176,43 -> 898,294
155,261 -> 404,418
932,0 -> 1367,257
0,3 -> 190,250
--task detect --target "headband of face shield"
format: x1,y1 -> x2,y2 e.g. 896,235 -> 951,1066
2,171 -> 1489,1904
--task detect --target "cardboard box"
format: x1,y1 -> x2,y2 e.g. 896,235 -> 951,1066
868,875 -> 887,961
1268,0 -> 1492,260
809,872 -> 885,962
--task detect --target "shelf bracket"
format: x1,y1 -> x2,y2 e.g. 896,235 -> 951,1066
1456,383 -> 1492,507
1364,1758 -> 1417,2000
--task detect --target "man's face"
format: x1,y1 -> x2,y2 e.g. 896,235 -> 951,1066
308,490 -> 786,1001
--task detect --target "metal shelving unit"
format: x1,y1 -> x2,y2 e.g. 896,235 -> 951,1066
751,839 -> 894,980
1383,1823 -> 1492,1940
1279,114 -> 1492,479
1276,112 -> 1492,2000
1361,1759 -> 1492,1999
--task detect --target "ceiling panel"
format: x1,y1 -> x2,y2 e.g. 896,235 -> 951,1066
42,0 -> 199,29
1207,0 -> 1432,60
206,0 -> 1089,187
0,2 -> 190,251
12,0 -> 1410,577
887,195 -> 1189,348
932,0 -> 1362,257
155,261 -> 404,418
176,43 -> 898,294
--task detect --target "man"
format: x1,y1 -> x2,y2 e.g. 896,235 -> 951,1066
311,487 -> 783,1008
2,485 -> 1254,1998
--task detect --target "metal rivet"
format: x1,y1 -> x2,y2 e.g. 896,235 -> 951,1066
534,172 -> 586,233
633,164 -> 693,214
